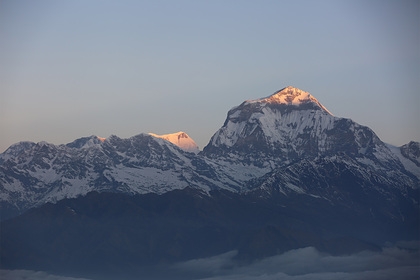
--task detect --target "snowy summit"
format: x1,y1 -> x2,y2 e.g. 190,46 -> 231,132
207,86 -> 337,151
149,131 -> 200,153
247,86 -> 333,115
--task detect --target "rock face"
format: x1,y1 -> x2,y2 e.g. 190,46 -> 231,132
400,141 -> 420,166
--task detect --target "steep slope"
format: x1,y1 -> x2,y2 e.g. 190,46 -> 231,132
387,142 -> 420,181
204,87 -> 396,165
246,156 -> 419,226
400,141 -> 420,166
202,86 -> 418,190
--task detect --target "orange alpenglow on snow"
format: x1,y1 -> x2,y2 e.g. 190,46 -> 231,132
148,131 -> 200,153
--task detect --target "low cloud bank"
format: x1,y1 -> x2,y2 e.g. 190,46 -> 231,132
0,269 -> 91,280
174,243 -> 420,280
2,243 -> 419,280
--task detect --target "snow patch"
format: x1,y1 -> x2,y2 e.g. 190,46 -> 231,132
387,144 -> 420,182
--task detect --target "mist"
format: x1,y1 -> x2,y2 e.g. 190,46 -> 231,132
178,246 -> 419,280
2,242 -> 418,280
0,269 -> 91,280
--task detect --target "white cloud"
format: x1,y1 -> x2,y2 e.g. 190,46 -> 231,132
0,269 -> 92,280
2,244 -> 419,280
173,244 -> 420,280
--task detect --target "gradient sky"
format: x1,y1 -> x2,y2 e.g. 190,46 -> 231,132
1,0 -> 419,152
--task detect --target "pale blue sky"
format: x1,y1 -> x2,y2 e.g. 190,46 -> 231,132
1,0 -> 419,152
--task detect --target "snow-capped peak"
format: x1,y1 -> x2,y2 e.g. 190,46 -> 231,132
66,136 -> 105,149
149,131 -> 200,153
247,86 -> 333,115
0,141 -> 36,162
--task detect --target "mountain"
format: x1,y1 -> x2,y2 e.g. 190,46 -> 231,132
204,87 -> 401,166
149,131 -> 200,153
1,86 -> 418,217
1,86 -> 418,219
0,133 -> 231,220
0,86 -> 419,279
203,86 -> 419,194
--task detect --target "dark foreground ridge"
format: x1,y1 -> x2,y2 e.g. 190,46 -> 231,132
1,187 -> 418,279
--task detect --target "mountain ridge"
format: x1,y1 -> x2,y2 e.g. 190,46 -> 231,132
0,86 -> 419,221
1,85 -> 419,279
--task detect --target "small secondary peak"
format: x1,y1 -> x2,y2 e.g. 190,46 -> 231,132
149,131 -> 200,153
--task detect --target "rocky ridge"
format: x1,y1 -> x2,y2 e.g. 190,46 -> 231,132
0,86 -> 419,221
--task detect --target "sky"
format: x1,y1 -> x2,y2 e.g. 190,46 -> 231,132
1,0 -> 419,152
